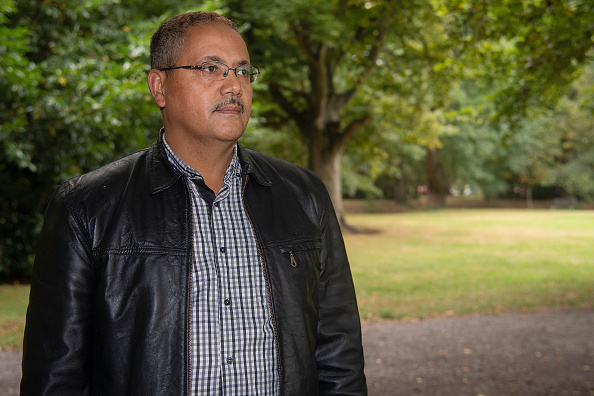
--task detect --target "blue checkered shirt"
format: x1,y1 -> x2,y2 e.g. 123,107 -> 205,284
162,133 -> 279,395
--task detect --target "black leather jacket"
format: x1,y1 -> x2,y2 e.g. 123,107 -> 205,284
21,139 -> 367,395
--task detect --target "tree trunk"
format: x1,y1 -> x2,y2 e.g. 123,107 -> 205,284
526,185 -> 534,209
425,147 -> 447,208
265,19 -> 384,234
394,159 -> 408,204
308,138 -> 348,230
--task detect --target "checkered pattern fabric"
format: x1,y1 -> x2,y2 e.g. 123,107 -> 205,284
162,133 -> 278,395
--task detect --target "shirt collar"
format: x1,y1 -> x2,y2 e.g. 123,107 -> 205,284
160,129 -> 240,184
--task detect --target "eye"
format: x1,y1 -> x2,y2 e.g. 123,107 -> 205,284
201,62 -> 220,74
237,67 -> 250,77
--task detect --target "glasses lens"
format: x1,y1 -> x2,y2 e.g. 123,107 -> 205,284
199,61 -> 259,84
249,66 -> 259,83
200,61 -> 224,81
237,65 -> 259,84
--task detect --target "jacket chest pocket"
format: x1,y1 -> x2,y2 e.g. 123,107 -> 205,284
267,239 -> 322,308
280,240 -> 321,272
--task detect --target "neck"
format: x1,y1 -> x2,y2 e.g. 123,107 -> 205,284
164,133 -> 236,194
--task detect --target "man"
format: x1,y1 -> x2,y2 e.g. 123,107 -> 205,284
21,11 -> 366,395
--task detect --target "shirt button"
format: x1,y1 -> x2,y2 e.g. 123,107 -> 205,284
220,247 -> 226,253
224,299 -> 231,306
226,357 -> 234,365
213,202 -> 219,207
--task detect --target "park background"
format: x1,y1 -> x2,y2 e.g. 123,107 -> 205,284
1,0 -> 594,373
2,0 -> 594,281
1,1 -> 593,393
2,0 -> 594,280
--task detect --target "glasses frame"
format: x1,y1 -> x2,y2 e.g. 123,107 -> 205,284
159,61 -> 260,84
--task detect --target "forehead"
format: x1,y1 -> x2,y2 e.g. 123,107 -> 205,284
179,22 -> 250,65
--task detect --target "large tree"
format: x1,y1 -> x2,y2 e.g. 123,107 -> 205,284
228,0 -> 438,227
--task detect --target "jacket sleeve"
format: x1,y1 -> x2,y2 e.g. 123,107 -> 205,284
21,182 -> 95,395
314,184 -> 368,395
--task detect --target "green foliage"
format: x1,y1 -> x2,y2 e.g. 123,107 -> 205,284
1,0 -> 43,279
0,0 -> 194,280
228,0 -> 399,138
437,0 -> 594,123
540,70 -> 594,200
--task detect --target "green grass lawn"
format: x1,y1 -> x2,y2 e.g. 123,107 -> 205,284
0,283 -> 29,351
2,209 -> 593,350
346,209 -> 594,320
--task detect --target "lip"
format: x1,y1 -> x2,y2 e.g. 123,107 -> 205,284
214,98 -> 245,115
214,105 -> 243,116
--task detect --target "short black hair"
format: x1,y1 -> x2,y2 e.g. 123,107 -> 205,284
150,11 -> 238,71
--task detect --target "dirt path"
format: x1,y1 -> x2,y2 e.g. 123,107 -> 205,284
3,310 -> 593,395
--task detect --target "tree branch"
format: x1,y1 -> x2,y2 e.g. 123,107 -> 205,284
269,82 -> 308,132
335,15 -> 390,110
334,115 -> 370,155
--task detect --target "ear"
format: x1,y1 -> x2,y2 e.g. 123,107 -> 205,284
147,69 -> 167,108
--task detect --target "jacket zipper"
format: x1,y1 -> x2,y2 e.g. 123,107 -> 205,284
185,178 -> 194,396
289,251 -> 297,267
241,174 -> 282,394
187,257 -> 194,396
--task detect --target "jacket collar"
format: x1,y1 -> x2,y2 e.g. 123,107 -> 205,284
148,137 -> 272,194
148,139 -> 184,194
237,145 -> 273,187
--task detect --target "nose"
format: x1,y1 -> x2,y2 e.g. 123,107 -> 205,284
220,68 -> 242,96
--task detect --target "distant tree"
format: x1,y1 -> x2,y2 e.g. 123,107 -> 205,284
505,116 -> 560,208
388,0 -> 594,207
542,65 -> 594,201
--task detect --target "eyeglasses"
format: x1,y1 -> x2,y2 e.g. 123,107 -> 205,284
160,61 -> 260,84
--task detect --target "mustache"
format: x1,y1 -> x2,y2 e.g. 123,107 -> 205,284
213,97 -> 245,114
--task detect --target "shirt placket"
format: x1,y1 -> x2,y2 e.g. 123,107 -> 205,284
211,185 -> 235,394
190,182 -> 221,395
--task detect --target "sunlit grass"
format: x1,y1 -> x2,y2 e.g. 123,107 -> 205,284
346,209 -> 594,320
0,284 -> 29,351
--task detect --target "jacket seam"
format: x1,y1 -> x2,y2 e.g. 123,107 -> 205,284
93,247 -> 186,257
264,237 -> 322,250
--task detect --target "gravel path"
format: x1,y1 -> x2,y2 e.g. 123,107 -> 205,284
363,309 -> 594,395
3,310 -> 593,395
0,350 -> 20,395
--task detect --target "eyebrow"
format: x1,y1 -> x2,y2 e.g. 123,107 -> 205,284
202,55 -> 250,66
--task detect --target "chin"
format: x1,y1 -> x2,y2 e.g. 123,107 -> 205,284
218,129 -> 246,143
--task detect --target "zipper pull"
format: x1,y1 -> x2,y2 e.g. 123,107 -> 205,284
289,251 -> 297,268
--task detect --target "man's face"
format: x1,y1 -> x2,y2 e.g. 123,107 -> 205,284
159,23 -> 253,146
